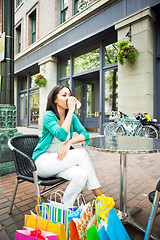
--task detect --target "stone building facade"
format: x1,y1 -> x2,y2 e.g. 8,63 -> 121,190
13,0 -> 160,134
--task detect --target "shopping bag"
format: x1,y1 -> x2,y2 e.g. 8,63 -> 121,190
46,191 -> 77,225
25,205 -> 67,240
15,226 -> 58,240
98,226 -> 110,240
87,224 -> 99,240
106,207 -> 131,240
96,194 -> 115,222
96,195 -> 131,240
68,202 -> 92,240
87,200 -> 108,240
16,215 -> 58,240
68,220 -> 80,240
41,190 -> 79,240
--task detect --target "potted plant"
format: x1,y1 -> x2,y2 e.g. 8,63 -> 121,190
114,40 -> 139,65
34,74 -> 46,87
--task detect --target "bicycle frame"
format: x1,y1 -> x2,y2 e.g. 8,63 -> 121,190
115,117 -> 143,136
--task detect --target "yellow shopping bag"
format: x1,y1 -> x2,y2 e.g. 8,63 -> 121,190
25,205 -> 67,240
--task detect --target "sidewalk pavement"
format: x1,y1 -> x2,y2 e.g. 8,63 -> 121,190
0,127 -> 160,239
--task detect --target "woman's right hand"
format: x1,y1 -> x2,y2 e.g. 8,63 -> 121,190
67,96 -> 76,112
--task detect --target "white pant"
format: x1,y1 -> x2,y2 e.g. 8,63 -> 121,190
35,149 -> 101,206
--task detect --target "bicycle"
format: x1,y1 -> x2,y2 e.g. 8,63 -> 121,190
134,113 -> 159,138
104,111 -> 159,138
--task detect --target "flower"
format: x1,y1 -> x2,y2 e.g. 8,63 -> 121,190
34,74 -> 46,87
115,40 -> 139,65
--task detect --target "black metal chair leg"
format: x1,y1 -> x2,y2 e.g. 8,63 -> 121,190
8,178 -> 19,214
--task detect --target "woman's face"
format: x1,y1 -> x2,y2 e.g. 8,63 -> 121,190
55,87 -> 71,109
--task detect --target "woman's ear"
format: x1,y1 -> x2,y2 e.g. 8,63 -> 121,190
55,97 -> 57,104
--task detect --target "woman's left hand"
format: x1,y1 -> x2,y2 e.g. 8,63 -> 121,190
57,141 -> 71,160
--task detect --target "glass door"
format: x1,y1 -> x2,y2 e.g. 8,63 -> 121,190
20,93 -> 27,126
74,79 -> 83,122
84,79 -> 99,132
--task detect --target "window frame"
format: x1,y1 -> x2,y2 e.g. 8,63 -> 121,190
29,10 -> 36,44
73,0 -> 78,15
73,0 -> 91,15
17,0 -> 22,7
16,24 -> 21,53
60,0 -> 68,24
18,74 -> 39,128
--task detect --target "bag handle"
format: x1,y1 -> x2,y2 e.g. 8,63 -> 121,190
77,193 -> 86,206
50,190 -> 65,202
25,215 -> 39,231
35,204 -> 60,230
96,199 -> 109,224
50,190 -> 86,207
25,215 -> 45,238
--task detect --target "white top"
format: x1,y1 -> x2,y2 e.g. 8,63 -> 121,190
45,133 -> 70,153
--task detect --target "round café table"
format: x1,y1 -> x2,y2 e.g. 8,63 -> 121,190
82,135 -> 160,239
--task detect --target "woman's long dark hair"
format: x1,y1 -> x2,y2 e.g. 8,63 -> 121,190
46,85 -> 71,120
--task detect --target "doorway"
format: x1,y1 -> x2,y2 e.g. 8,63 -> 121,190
74,71 -> 99,132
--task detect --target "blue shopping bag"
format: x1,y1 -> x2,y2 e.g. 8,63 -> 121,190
106,208 -> 131,240
98,226 -> 110,240
96,196 -> 130,240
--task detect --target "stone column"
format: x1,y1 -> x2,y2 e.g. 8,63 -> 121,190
115,7 -> 156,117
38,56 -> 58,130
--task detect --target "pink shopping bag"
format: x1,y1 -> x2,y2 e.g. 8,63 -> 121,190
15,226 -> 58,240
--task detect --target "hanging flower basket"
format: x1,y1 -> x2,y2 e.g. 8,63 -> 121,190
34,74 -> 46,87
115,40 -> 139,65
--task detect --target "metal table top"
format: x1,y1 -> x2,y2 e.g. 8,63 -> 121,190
84,135 -> 160,154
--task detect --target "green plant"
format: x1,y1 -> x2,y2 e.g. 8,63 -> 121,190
115,40 -> 138,65
34,74 -> 46,87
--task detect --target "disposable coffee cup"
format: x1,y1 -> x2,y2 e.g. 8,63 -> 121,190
66,98 -> 81,109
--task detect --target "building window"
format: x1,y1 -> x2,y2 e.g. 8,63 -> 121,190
16,24 -> 21,53
30,89 -> 39,126
59,80 -> 70,88
73,0 -> 91,15
60,0 -> 68,24
19,74 -> 39,127
19,77 -> 27,126
60,58 -> 70,78
104,69 -> 118,122
17,0 -> 22,7
105,43 -> 117,65
29,10 -> 36,44
30,75 -> 39,126
74,48 -> 100,74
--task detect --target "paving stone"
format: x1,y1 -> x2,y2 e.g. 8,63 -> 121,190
1,149 -> 160,239
5,220 -> 23,234
0,224 -> 3,230
0,229 -> 11,240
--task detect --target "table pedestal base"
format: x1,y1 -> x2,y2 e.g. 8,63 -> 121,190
123,207 -> 159,240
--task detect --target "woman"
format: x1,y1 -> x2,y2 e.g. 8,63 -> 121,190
32,85 -> 126,219
32,85 -> 102,205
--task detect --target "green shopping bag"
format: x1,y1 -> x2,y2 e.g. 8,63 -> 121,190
87,224 -> 99,240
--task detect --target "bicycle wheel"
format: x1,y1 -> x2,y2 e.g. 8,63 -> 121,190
136,125 -> 158,138
116,125 -> 126,136
104,122 -> 118,136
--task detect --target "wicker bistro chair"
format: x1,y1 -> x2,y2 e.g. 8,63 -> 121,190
8,134 -> 67,214
144,180 -> 160,240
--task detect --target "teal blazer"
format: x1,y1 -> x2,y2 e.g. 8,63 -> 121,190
32,110 -> 89,161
